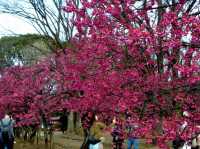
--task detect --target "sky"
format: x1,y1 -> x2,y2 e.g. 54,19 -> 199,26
0,0 -> 59,38
0,13 -> 37,38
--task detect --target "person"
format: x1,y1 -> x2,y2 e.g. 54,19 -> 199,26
0,126 -> 3,149
111,117 -> 125,149
172,111 -> 190,149
172,134 -> 185,149
197,132 -> 200,148
126,117 -> 139,149
59,109 -> 69,134
0,113 -> 15,149
88,116 -> 105,149
80,111 -> 96,149
191,129 -> 200,149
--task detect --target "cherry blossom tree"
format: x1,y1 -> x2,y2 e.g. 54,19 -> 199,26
0,57 -> 72,142
63,0 -> 200,148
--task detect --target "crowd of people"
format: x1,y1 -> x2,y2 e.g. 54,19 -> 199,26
79,110 -> 200,149
0,110 -> 199,149
80,110 -> 140,149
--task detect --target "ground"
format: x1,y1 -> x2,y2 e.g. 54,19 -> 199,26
14,131 -> 160,149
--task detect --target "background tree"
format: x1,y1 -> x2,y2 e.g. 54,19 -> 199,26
0,0 -> 79,49
0,34 -> 53,70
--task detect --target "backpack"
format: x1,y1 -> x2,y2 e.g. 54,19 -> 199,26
0,119 -> 13,142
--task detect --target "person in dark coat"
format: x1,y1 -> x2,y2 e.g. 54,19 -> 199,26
59,109 -> 69,134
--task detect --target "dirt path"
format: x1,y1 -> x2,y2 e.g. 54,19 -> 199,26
14,131 -> 159,149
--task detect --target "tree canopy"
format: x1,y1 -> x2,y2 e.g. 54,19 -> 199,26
0,34 -> 54,69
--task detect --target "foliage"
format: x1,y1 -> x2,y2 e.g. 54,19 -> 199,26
0,34 -> 52,69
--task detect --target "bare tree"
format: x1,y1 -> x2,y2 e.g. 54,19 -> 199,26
0,0 -> 79,50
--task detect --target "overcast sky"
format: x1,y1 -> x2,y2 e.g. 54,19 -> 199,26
0,13 -> 37,37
